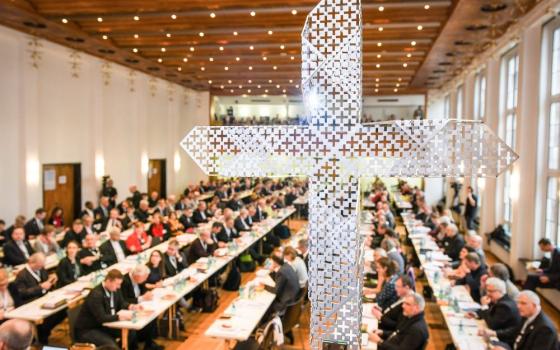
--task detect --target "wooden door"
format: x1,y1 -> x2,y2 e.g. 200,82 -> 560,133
148,159 -> 167,198
43,164 -> 81,226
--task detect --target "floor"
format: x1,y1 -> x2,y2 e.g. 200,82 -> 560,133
47,218 -> 560,350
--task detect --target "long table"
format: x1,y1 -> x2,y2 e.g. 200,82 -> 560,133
4,233 -> 196,324
102,207 -> 296,350
401,213 -> 490,350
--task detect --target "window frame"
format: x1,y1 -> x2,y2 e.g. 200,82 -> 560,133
456,84 -> 464,120
541,17 -> 560,246
498,47 -> 519,236
474,70 -> 487,121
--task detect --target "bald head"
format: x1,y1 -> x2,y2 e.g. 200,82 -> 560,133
0,319 -> 33,350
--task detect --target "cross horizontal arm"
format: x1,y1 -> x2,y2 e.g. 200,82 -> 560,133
180,119 -> 517,179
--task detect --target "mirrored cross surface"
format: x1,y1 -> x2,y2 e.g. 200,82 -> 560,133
181,0 -> 518,348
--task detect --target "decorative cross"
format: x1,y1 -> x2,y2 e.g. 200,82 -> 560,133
181,0 -> 517,348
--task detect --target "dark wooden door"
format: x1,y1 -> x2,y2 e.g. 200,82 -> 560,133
148,159 -> 167,198
43,164 -> 81,226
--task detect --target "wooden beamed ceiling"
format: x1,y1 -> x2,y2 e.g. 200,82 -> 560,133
0,0 -> 538,96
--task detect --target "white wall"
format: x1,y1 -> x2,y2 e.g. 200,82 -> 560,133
0,25 -> 209,223
426,0 -> 560,278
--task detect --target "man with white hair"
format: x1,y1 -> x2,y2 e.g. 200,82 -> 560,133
100,227 -> 129,266
473,277 -> 521,346
121,265 -> 161,350
491,290 -> 558,350
467,234 -> 487,267
13,253 -> 64,344
0,319 -> 33,350
368,292 -> 429,350
442,223 -> 465,262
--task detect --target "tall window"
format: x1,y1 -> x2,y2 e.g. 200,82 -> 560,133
456,84 -> 464,119
474,71 -> 487,121
500,48 -> 519,234
444,94 -> 450,119
542,19 -> 560,245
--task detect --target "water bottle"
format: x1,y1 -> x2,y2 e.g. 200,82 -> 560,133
458,319 -> 464,334
239,286 -> 245,299
132,311 -> 138,324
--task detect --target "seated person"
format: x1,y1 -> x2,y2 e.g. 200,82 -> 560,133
146,213 -> 169,244
179,208 -> 195,231
145,250 -> 166,290
3,227 -> 34,266
490,290 -> 558,350
523,238 -> 560,290
483,263 -> 519,299
371,275 -> 415,334
370,257 -> 399,310
101,208 -> 123,233
456,252 -> 487,303
23,208 -> 46,239
121,265 -> 162,350
0,268 -> 18,324
226,193 -> 243,211
75,269 -> 140,348
471,278 -> 521,347
187,230 -> 217,265
163,239 -> 187,276
61,219 -> 87,248
192,201 -> 210,225
252,199 -> 268,222
466,233 -> 486,268
167,212 -> 184,235
77,233 -> 105,275
296,238 -> 309,270
33,225 -> 61,256
283,247 -> 308,289
126,222 -> 152,254
210,222 -> 226,248
234,209 -> 252,232
56,240 -> 82,287
13,253 -> 64,345
442,224 -> 465,262
262,255 -> 300,316
100,227 -> 129,266
0,319 -> 34,349
134,200 -> 151,224
217,217 -> 240,244
381,237 -> 404,275
368,292 -> 429,350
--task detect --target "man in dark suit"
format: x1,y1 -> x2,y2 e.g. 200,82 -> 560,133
214,185 -> 228,200
253,199 -> 268,222
235,209 -> 252,232
129,185 -> 142,208
524,238 -> 560,290
457,252 -> 487,303
491,290 -> 558,350
179,208 -> 196,231
442,223 -> 465,262
102,178 -> 118,208
3,228 -> 34,266
217,217 -> 240,244
100,228 -> 129,266
121,265 -> 162,350
371,275 -> 415,334
192,201 -> 210,225
369,292 -> 429,350
263,255 -> 300,315
77,233 -> 105,275
75,269 -> 139,349
61,219 -> 87,248
135,200 -> 151,223
13,253 -> 65,344
94,196 -> 112,222
472,278 -> 521,346
23,208 -> 46,239
226,193 -> 243,211
163,239 -> 187,276
100,208 -> 123,233
187,230 -> 217,265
